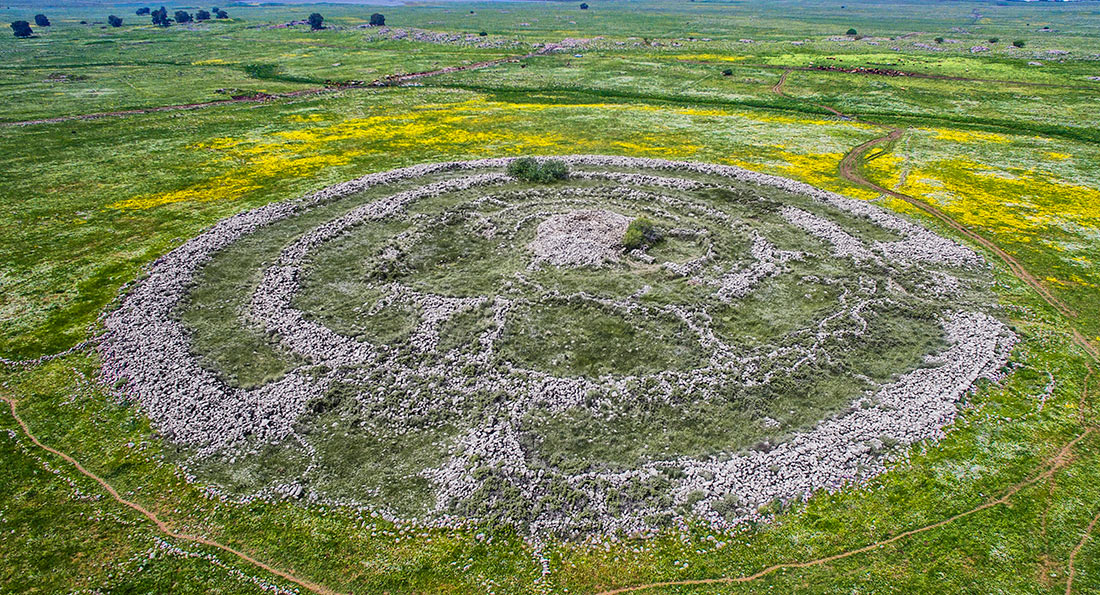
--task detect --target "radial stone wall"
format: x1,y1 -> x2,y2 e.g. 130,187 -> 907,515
101,156 -> 1015,538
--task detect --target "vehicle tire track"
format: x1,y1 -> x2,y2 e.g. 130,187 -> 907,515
775,68 -> 1080,323
597,427 -> 1094,594
598,66 -> 1100,595
1066,507 -> 1100,595
0,394 -> 343,595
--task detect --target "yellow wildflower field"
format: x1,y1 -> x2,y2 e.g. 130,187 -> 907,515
111,98 -> 872,211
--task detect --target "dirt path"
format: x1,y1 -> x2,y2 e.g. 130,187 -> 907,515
837,127 -> 1078,320
597,428 -> 1094,594
5,56 -> 1099,595
1066,508 -> 1100,594
0,394 -> 343,595
770,69 -> 789,95
598,64 -> 1100,595
774,67 -> 1079,322
1064,365 -> 1097,594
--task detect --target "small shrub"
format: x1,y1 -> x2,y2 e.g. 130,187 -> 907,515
479,31 -> 488,37
539,160 -> 568,182
934,36 -> 944,44
10,20 -> 32,37
846,28 -> 857,36
108,15 -> 123,27
506,158 -> 569,183
722,68 -> 733,76
34,14 -> 50,27
196,9 -> 211,21
580,2 -> 589,8
215,9 -> 228,19
623,217 -> 663,250
1012,39 -> 1026,48
369,12 -> 385,26
988,37 -> 999,43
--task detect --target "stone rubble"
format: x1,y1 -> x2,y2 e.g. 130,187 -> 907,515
100,155 -> 1013,539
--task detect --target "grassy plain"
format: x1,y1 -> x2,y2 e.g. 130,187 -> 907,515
2,0 -> 1100,593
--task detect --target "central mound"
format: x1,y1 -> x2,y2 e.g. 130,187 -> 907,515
101,156 -> 1014,538
529,209 -> 631,268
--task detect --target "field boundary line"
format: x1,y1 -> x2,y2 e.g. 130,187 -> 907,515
1,394 -> 344,595
0,45 -> 556,128
733,62 -> 1100,91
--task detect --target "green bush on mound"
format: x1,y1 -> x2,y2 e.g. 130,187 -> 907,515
623,217 -> 663,250
507,157 -> 569,183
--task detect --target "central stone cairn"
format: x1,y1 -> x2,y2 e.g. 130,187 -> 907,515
101,156 -> 1014,539
528,209 -> 632,268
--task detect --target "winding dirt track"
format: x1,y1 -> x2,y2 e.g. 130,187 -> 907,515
4,63 -> 1100,595
772,68 -> 1081,323
598,67 -> 1100,595
598,428 -> 1095,594
0,393 -> 344,595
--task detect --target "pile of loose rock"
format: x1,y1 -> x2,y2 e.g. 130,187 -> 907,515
100,155 -> 1013,539
528,209 -> 632,268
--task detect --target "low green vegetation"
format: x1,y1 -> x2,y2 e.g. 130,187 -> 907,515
2,0 -> 1100,592
622,217 -> 663,250
506,157 -> 570,183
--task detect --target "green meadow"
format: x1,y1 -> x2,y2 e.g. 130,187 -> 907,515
2,0 -> 1100,592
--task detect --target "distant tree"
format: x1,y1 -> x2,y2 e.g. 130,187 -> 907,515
846,28 -> 857,36
479,30 -> 487,36
151,6 -> 170,27
580,2 -> 589,8
369,13 -> 385,26
215,9 -> 228,19
934,36 -> 944,44
196,9 -> 211,21
34,14 -> 50,27
212,6 -> 219,11
308,13 -> 323,30
108,15 -> 123,27
988,37 -> 999,43
1012,39 -> 1026,48
136,7 -> 151,15
10,20 -> 33,37
175,10 -> 193,23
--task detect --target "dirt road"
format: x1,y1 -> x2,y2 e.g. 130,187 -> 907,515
1,393 -> 343,595
598,66 -> 1100,595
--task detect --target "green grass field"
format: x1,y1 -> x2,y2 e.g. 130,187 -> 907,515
2,0 -> 1100,593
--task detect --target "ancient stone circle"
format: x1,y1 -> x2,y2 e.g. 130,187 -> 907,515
100,156 -> 1015,539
